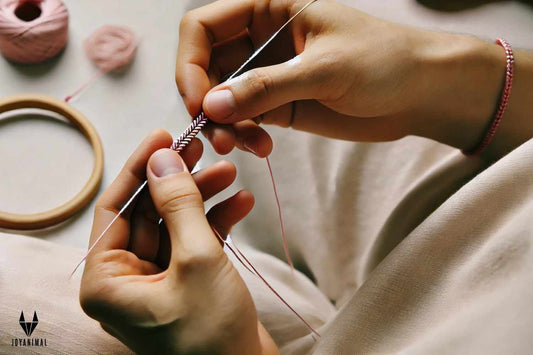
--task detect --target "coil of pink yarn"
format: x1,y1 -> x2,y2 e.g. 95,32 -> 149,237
84,25 -> 137,73
0,0 -> 68,64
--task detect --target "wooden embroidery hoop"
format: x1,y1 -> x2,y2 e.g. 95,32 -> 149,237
0,94 -> 104,230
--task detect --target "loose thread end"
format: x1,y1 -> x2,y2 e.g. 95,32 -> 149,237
69,257 -> 86,279
211,226 -> 320,337
265,156 -> 295,272
70,181 -> 148,278
63,70 -> 103,104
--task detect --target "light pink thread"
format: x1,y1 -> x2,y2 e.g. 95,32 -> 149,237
70,112 -> 210,277
266,156 -> 294,271
64,70 -> 102,102
0,0 -> 69,64
64,25 -> 138,102
71,0 -> 317,275
84,25 -> 137,73
211,226 -> 320,338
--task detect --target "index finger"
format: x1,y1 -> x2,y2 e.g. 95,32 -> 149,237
176,0 -> 254,116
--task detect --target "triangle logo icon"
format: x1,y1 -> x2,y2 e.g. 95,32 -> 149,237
19,311 -> 39,337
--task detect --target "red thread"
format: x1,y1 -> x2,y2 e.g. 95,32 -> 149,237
464,38 -> 514,155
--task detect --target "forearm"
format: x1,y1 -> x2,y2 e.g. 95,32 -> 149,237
258,321 -> 280,355
410,33 -> 533,160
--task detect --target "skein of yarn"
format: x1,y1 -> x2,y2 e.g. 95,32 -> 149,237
0,0 -> 68,64
84,25 -> 137,72
64,25 -> 138,102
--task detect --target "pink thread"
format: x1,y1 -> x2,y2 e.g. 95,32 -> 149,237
84,25 -> 137,73
170,112 -> 209,151
0,0 -> 68,64
64,70 -> 102,102
211,226 -> 320,338
71,0 -> 313,274
464,38 -> 514,156
70,112 -> 210,277
266,156 -> 294,271
64,25 -> 138,102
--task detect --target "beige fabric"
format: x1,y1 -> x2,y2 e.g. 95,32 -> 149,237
0,234 -> 132,354
1,136 -> 531,354
309,138 -> 533,354
229,131 -> 533,354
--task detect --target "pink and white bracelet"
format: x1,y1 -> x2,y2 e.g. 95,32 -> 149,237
464,38 -> 514,156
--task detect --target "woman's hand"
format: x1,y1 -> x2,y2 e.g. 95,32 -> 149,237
177,0 -> 533,159
80,130 -> 278,354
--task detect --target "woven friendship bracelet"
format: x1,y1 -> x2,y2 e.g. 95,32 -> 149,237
170,112 -> 209,152
464,38 -> 515,156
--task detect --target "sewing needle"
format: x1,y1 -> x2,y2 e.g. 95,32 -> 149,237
71,0 -> 318,277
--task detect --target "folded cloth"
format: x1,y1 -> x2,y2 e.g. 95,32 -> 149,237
310,137 -> 533,354
0,137 -> 531,354
228,133 -> 533,354
0,233 -> 132,354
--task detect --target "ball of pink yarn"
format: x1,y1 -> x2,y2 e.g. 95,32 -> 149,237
0,0 -> 68,64
84,25 -> 137,73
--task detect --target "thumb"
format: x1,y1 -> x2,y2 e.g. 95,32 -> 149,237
146,149 -> 220,261
203,54 -> 317,123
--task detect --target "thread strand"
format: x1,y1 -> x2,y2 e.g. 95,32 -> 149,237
266,156 -> 294,271
211,227 -> 320,338
71,112 -> 209,276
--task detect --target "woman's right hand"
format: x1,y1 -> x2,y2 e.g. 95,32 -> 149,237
176,0 -> 514,157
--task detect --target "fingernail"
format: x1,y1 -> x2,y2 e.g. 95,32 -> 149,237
243,142 -> 260,157
204,90 -> 236,120
150,149 -> 186,177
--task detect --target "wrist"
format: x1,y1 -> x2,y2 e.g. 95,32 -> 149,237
408,32 -> 505,152
202,308 -> 265,355
213,320 -> 276,355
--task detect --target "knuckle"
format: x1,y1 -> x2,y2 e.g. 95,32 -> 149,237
145,129 -> 171,146
94,200 -> 111,213
243,69 -> 273,100
174,247 -> 224,277
94,203 -> 120,220
175,71 -> 185,90
310,51 -> 349,101
100,249 -> 136,265
158,185 -> 204,216
150,128 -> 170,139
311,52 -> 341,83
179,11 -> 197,33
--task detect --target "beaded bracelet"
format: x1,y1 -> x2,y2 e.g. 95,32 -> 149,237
464,38 -> 515,156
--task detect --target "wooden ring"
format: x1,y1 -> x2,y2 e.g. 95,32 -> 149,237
0,94 -> 104,230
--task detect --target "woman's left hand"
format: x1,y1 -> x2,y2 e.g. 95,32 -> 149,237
79,129 -> 277,354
